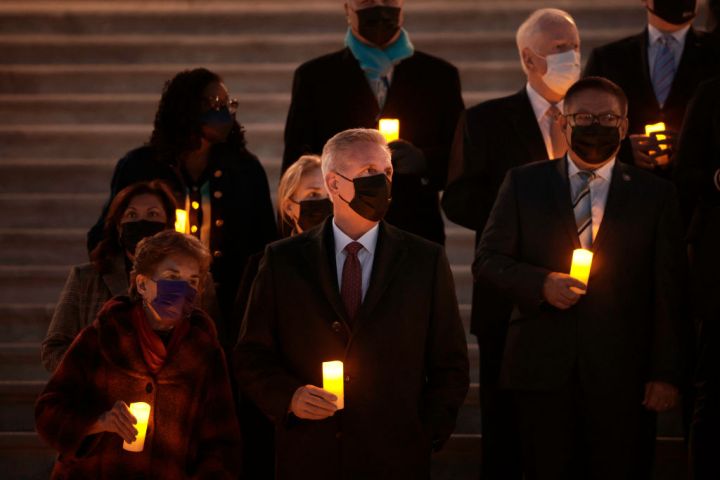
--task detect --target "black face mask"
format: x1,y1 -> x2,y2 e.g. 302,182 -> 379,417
356,6 -> 401,47
200,106 -> 234,143
648,0 -> 696,25
570,124 -> 622,165
294,198 -> 333,232
120,220 -> 166,255
337,172 -> 392,222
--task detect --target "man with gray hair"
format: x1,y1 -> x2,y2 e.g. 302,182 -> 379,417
442,8 -> 580,479
235,128 -> 469,479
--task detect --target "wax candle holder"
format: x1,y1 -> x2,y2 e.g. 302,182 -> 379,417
322,361 -> 344,410
569,249 -> 593,295
122,402 -> 151,453
378,118 -> 400,143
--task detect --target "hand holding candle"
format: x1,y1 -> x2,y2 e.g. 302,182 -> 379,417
644,122 -> 670,166
123,402 -> 151,452
322,360 -> 344,410
378,118 -> 400,143
569,249 -> 593,295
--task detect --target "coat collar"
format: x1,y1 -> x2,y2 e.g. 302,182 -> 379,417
512,88 -> 550,161
303,218 -> 408,336
101,254 -> 130,297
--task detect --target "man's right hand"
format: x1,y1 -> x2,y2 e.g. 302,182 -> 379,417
86,400 -> 137,443
542,272 -> 586,309
290,385 -> 338,420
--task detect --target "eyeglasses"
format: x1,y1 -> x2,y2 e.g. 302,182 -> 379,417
564,113 -> 624,128
203,96 -> 239,115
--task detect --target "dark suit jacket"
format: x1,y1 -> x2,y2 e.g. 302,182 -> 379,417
474,158 -> 686,395
442,88 -> 550,344
283,48 -> 464,244
584,27 -> 720,171
234,219 -> 469,479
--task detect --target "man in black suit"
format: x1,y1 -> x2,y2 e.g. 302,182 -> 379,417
584,0 -> 720,175
442,9 -> 580,478
235,128 -> 469,479
673,77 -> 720,479
282,0 -> 464,244
475,77 -> 686,479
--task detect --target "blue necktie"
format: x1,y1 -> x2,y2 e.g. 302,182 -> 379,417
573,170 -> 595,249
652,34 -> 677,107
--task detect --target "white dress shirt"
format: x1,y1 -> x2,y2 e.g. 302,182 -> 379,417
526,83 -> 564,160
647,24 -> 689,79
567,156 -> 616,242
333,220 -> 379,301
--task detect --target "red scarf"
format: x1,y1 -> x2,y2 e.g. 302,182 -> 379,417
130,303 -> 190,374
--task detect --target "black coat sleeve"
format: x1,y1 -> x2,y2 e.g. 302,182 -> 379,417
422,247 -> 469,450
282,65 -> 317,172
473,170 -> 550,310
233,247 -> 304,424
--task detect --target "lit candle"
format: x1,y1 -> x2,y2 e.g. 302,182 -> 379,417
322,361 -> 344,410
175,209 -> 188,234
378,118 -> 400,143
122,402 -> 151,453
569,248 -> 593,295
645,122 -> 669,166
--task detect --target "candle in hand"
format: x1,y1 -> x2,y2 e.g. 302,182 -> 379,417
322,361 -> 344,410
645,122 -> 669,166
569,249 -> 593,295
378,118 -> 400,143
122,402 -> 151,452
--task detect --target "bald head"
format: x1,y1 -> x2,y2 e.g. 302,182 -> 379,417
516,8 -> 579,72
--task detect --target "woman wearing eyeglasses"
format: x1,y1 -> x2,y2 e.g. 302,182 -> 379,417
86,68 -> 277,349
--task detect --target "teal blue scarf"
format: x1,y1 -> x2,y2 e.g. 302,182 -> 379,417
345,28 -> 415,81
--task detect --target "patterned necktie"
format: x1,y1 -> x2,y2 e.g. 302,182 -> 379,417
341,242 -> 363,322
652,34 -> 677,107
546,104 -> 568,159
572,170 -> 595,249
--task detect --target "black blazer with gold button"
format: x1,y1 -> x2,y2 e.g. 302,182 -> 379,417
234,219 -> 469,480
86,143 -> 278,343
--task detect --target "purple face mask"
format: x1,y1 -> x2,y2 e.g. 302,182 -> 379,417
150,279 -> 197,322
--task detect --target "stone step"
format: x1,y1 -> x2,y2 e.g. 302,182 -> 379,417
0,344 -> 47,382
0,30 -> 632,65
0,91 -> 506,125
0,2 -> 647,36
0,122 -> 283,162
0,158 -> 283,194
0,61 -> 525,95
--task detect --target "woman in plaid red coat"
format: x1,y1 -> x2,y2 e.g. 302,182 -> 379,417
35,231 -> 241,479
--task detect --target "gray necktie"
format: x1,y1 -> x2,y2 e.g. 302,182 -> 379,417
572,170 -> 595,249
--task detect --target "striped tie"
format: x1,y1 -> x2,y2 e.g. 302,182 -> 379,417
572,170 -> 595,249
652,34 -> 677,107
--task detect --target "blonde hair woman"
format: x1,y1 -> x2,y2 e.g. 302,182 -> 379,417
278,154 -> 332,235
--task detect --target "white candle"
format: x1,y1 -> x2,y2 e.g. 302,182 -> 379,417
322,361 -> 344,410
378,118 -> 400,143
569,249 -> 593,295
122,402 -> 151,453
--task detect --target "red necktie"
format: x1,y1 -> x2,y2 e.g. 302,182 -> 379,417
341,242 -> 363,322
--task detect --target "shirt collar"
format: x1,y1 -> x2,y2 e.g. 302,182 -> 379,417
648,24 -> 690,46
567,154 -> 616,181
333,219 -> 380,256
526,82 -> 564,123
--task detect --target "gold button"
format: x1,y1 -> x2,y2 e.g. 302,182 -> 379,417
213,250 -> 223,258
191,201 -> 200,210
214,170 -> 223,178
215,219 -> 224,227
213,191 -> 223,199
190,225 -> 198,233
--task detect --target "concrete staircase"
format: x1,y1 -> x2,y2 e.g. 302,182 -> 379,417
0,1 -> 690,478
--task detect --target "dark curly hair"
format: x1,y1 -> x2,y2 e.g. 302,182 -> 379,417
149,68 -> 247,165
90,181 -> 178,274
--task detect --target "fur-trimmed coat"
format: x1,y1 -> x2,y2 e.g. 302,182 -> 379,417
35,296 -> 241,479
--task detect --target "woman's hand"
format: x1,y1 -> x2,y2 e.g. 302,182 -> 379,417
87,400 -> 138,443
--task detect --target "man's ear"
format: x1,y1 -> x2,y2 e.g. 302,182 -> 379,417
619,117 -> 629,140
521,47 -> 535,73
325,172 -> 339,196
